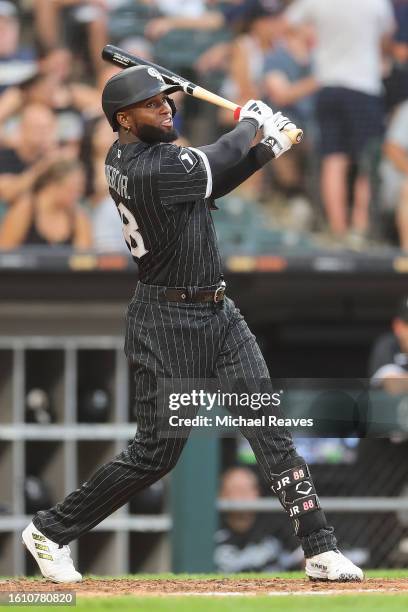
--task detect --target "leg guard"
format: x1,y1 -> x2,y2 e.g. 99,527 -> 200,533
271,457 -> 328,538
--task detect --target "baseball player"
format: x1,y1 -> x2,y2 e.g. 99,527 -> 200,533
22,66 -> 363,583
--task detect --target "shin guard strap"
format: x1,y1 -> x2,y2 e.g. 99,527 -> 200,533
271,462 -> 327,537
272,464 -> 310,494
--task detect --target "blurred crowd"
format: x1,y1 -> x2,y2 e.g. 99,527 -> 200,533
0,0 -> 407,253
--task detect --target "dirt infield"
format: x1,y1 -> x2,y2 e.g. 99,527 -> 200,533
2,578 -> 408,597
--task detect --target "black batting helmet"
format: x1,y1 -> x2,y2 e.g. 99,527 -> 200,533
102,65 -> 181,131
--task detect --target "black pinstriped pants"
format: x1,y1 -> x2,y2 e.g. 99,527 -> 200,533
33,282 -> 336,557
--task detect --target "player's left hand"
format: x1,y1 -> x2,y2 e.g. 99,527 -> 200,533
261,112 -> 296,159
238,100 -> 274,129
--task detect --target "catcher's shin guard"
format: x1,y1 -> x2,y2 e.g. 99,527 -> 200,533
271,457 -> 327,537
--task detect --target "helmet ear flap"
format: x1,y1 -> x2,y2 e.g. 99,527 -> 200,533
166,97 -> 177,118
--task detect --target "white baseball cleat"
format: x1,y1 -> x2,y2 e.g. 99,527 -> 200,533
305,549 -> 364,582
22,522 -> 82,583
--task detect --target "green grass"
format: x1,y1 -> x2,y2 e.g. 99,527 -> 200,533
5,595 -> 408,612
2,570 -> 408,611
77,595 -> 408,611
90,569 -> 408,578
5,568 -> 408,580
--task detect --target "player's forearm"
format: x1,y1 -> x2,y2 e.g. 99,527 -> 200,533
199,119 -> 258,177
211,142 -> 274,199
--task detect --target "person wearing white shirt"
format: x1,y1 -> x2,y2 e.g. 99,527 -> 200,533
284,0 -> 395,242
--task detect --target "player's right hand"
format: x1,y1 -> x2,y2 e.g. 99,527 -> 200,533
238,100 -> 273,129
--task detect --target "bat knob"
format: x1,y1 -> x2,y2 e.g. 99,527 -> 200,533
233,107 -> 241,121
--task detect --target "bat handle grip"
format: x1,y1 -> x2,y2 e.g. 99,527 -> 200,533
233,106 -> 304,145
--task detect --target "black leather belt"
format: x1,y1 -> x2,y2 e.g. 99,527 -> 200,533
164,281 -> 226,303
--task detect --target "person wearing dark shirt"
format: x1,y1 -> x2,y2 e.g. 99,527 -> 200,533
384,0 -> 408,110
0,104 -> 59,208
0,159 -> 92,249
0,146 -> 27,173
369,296 -> 408,395
215,467 -> 303,572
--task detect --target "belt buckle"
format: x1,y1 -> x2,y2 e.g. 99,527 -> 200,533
214,280 -> 226,303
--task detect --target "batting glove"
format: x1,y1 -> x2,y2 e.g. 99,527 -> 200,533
272,111 -> 297,133
261,112 -> 295,159
238,99 -> 273,129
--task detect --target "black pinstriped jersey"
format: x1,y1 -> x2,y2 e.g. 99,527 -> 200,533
105,139 -> 221,287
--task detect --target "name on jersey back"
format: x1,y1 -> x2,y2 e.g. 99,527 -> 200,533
105,164 -> 130,200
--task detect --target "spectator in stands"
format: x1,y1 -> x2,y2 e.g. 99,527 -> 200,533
284,0 -> 395,244
0,104 -> 63,209
0,73 -> 56,134
0,1 -> 36,94
33,0 -> 108,77
0,48 -> 103,155
263,23 -> 316,133
262,23 -> 317,229
392,0 -> 408,65
379,99 -> 408,251
384,0 -> 408,111
369,296 -> 408,394
144,1 -> 227,140
144,0 -> 225,42
117,35 -> 154,63
0,159 -> 92,250
38,46 -> 104,152
80,116 -> 127,252
215,466 -> 303,573
220,0 -> 284,120
38,46 -> 101,119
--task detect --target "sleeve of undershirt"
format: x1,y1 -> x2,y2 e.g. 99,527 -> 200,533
209,142 -> 275,200
197,118 -> 258,179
